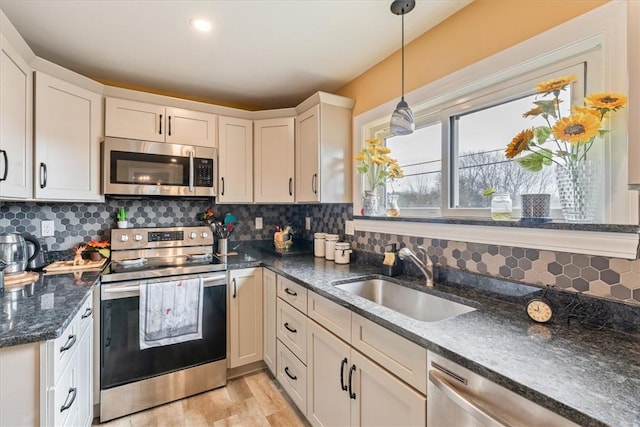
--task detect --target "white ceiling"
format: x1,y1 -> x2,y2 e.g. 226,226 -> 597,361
0,0 -> 471,109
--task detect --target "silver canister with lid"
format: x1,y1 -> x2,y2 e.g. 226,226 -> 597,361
334,242 -> 352,264
324,234 -> 339,261
314,233 -> 327,257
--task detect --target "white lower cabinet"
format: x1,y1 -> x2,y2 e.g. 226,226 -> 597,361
265,278 -> 427,427
228,267 -> 263,368
263,269 -> 277,376
41,294 -> 94,427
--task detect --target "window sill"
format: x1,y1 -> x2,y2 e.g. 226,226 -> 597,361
353,216 -> 640,259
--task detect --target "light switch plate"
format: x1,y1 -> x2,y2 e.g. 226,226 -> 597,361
255,217 -> 263,230
305,217 -> 311,230
41,220 -> 55,237
345,220 -> 355,236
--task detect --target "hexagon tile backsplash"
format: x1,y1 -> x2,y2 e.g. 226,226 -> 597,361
354,231 -> 640,306
1,200 -> 638,307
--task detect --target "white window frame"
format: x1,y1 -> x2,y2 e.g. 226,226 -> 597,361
352,1 -> 638,258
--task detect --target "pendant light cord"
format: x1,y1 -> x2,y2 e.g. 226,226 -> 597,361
401,10 -> 405,100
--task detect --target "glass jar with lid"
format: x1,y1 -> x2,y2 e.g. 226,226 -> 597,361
491,193 -> 512,220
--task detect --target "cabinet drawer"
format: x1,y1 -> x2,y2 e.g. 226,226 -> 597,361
77,295 -> 93,337
277,276 -> 307,314
50,315 -> 80,381
307,292 -> 351,343
277,298 -> 307,363
276,340 -> 307,416
351,313 -> 427,394
52,350 -> 79,427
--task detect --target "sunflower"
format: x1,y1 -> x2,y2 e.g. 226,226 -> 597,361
584,93 -> 628,111
505,129 -> 534,159
552,112 -> 601,144
535,75 -> 576,95
366,138 -> 383,146
375,146 -> 391,154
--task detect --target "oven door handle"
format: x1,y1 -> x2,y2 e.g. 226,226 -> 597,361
103,274 -> 226,299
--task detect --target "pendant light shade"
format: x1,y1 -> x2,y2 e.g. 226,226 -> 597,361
390,0 -> 415,136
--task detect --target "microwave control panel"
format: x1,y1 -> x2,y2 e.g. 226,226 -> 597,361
194,158 -> 214,187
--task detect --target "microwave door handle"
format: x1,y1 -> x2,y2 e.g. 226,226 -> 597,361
189,151 -> 194,193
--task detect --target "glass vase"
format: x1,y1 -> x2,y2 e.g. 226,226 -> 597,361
490,193 -> 512,221
386,194 -> 400,217
555,160 -> 600,223
363,190 -> 379,216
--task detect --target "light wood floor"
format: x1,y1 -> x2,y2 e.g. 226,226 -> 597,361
94,370 -> 309,427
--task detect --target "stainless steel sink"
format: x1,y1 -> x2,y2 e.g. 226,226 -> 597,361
335,278 -> 475,322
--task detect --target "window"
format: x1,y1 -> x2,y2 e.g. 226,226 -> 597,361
365,61 -> 591,219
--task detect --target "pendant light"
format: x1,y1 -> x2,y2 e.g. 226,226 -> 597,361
389,0 -> 416,136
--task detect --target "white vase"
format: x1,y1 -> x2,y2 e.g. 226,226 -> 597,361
555,160 -> 600,223
363,190 -> 379,216
117,220 -> 128,229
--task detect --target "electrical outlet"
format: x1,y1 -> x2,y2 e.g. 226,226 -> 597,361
345,220 -> 355,236
41,220 -> 55,237
255,217 -> 263,230
305,217 -> 311,230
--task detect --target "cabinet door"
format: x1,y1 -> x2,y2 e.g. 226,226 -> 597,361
34,73 -> 103,201
350,349 -> 426,427
77,321 -> 93,427
254,117 -> 295,203
165,107 -> 217,148
105,97 -> 165,142
0,33 -> 32,199
306,319 -> 350,427
228,268 -> 263,368
218,116 -> 253,203
295,105 -> 320,203
263,269 -> 277,376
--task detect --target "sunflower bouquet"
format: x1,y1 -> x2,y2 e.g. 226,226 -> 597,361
355,138 -> 404,191
506,75 -> 627,171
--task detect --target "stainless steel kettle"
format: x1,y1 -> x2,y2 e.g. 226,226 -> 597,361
0,232 -> 42,274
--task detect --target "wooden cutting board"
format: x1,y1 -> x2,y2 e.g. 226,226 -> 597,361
44,258 -> 108,274
3,271 -> 39,288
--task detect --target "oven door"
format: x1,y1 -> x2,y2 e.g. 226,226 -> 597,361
100,272 -> 226,390
102,137 -> 216,197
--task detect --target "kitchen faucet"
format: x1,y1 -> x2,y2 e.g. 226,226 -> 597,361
398,246 -> 434,288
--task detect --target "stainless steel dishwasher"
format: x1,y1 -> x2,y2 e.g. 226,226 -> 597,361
427,352 -> 579,427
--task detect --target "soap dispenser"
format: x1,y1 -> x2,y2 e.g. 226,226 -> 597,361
381,243 -> 403,277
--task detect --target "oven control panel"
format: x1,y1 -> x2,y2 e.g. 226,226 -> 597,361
111,226 -> 214,250
148,231 -> 184,242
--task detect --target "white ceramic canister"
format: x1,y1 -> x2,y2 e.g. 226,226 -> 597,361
324,234 -> 339,261
314,232 -> 327,257
334,242 -> 352,264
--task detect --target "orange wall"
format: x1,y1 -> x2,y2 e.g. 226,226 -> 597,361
336,0 -> 609,116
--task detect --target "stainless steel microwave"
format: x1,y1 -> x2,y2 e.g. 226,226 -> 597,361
102,137 -> 217,197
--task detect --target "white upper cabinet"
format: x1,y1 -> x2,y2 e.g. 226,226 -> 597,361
295,93 -> 354,203
254,117 -> 295,203
34,72 -> 103,201
218,116 -> 253,203
105,97 -> 217,148
0,33 -> 33,200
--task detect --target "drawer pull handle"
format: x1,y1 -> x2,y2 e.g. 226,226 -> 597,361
60,335 -> 76,353
340,357 -> 348,391
284,322 -> 297,333
284,287 -> 297,297
284,366 -> 297,381
60,387 -> 77,412
81,307 -> 93,319
348,364 -> 356,399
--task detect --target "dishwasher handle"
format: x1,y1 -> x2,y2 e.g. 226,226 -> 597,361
428,370 -> 512,427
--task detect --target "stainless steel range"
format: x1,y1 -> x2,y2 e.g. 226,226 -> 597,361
100,226 -> 227,422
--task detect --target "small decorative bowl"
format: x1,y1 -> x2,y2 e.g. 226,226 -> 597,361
274,240 -> 293,250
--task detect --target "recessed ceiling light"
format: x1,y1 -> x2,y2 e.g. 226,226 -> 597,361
190,18 -> 212,32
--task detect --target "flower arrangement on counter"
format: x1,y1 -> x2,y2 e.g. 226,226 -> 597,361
196,207 -> 216,225
355,138 -> 404,191
505,75 -> 627,171
73,239 -> 110,264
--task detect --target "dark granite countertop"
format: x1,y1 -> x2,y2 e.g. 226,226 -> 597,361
226,246 -> 639,427
0,271 -> 100,348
